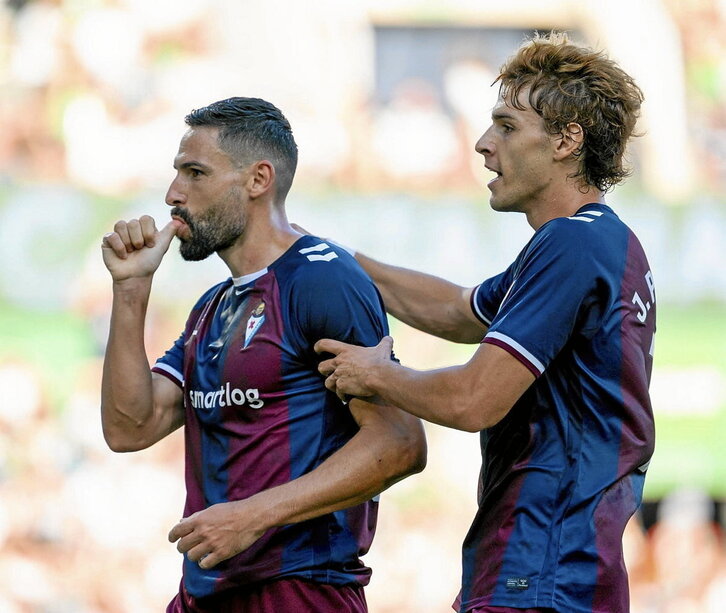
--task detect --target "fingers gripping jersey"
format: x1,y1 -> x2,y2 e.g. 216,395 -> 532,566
153,236 -> 388,599
463,204 -> 656,613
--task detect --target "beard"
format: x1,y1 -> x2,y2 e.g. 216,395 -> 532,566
171,201 -> 245,261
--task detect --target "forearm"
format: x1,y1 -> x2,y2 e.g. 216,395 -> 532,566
168,401 -> 425,569
355,252 -> 485,343
253,402 -> 426,528
362,360 -> 487,432
318,337 -> 537,434
101,278 -> 156,448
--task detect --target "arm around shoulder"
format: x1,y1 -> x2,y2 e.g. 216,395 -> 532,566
354,251 -> 487,343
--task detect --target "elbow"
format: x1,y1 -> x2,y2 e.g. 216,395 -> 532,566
103,433 -> 134,453
102,428 -> 144,453
101,409 -> 149,453
384,421 -> 428,482
401,433 -> 428,478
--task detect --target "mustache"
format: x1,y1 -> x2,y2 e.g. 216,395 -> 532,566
171,207 -> 194,227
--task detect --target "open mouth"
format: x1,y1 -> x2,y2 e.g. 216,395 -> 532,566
486,169 -> 502,187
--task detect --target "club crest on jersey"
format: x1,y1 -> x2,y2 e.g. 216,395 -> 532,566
244,302 -> 266,348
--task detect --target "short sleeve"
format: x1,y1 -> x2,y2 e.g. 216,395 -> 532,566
288,257 -> 389,359
471,266 -> 516,326
152,331 -> 185,387
483,220 -> 598,377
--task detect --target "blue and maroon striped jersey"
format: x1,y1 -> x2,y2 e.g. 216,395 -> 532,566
462,204 -> 656,613
152,235 -> 388,599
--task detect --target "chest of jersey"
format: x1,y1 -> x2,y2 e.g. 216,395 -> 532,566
182,282 -> 311,426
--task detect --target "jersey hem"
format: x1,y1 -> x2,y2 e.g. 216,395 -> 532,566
456,594 -> 599,613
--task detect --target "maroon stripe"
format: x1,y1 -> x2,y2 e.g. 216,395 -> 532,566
151,366 -> 182,388
483,337 -> 541,377
591,230 -> 654,611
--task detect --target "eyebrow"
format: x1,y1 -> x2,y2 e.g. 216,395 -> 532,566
173,160 -> 212,171
491,110 -> 517,122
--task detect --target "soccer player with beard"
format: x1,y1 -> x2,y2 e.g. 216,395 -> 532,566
100,97 -> 426,613
315,33 -> 656,613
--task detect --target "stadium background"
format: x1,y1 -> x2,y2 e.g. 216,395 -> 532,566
0,0 -> 724,611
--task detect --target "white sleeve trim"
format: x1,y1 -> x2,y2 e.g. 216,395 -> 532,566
485,331 -> 545,375
471,285 -> 492,326
153,362 -> 184,385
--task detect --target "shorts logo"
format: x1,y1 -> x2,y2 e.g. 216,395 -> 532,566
505,577 -> 529,591
189,384 -> 264,410
244,302 -> 266,348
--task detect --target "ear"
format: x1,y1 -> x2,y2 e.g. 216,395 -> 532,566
246,160 -> 276,199
553,122 -> 584,161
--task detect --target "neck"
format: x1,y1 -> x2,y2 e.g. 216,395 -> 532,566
218,203 -> 301,277
526,180 -> 605,230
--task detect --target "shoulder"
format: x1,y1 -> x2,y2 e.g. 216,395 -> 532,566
280,236 -> 374,291
275,237 -> 387,341
527,206 -> 625,262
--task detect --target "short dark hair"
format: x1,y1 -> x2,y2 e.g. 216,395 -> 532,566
497,31 -> 643,192
185,97 -> 298,200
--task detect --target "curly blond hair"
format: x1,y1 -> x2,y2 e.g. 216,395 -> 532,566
497,31 -> 643,192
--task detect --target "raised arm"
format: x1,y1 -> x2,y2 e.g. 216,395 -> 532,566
168,397 -> 427,569
289,224 -> 487,343
355,252 -> 486,343
100,216 -> 185,452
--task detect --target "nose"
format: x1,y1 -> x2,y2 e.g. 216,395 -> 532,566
165,175 -> 186,207
475,125 -> 494,156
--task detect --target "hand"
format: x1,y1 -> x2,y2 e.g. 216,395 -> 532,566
315,336 -> 393,401
101,216 -> 180,282
168,500 -> 267,570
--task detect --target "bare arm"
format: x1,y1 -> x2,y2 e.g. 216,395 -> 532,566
288,225 -> 486,343
316,336 -> 535,433
100,216 -> 185,452
355,252 -> 487,344
168,397 -> 427,568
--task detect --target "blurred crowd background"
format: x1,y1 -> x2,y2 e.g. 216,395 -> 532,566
1,0 -> 724,611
